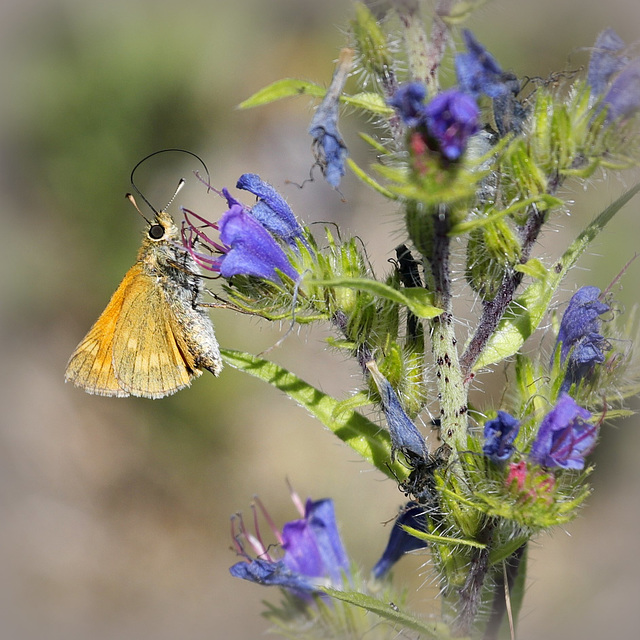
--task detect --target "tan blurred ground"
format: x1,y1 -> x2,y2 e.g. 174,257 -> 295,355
1,1 -> 639,638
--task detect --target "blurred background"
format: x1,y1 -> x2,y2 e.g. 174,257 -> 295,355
1,0 -> 639,638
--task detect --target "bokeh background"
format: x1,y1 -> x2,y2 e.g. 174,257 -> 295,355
1,1 -> 639,639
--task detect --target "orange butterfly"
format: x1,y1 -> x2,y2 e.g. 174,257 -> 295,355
65,203 -> 222,398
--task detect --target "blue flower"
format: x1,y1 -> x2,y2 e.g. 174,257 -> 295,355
366,361 -> 428,460
308,48 -> 352,189
282,499 -> 350,585
217,204 -> 299,282
235,173 -> 306,247
388,83 -> 480,161
423,89 -> 480,162
601,60 -> 640,123
372,502 -> 428,580
587,28 -> 629,97
555,286 -> 610,392
455,29 -> 526,135
587,29 -> 640,123
388,82 -> 428,127
455,30 -> 511,100
529,393 -> 596,470
229,494 -> 350,596
229,558 -> 317,593
482,411 -> 520,463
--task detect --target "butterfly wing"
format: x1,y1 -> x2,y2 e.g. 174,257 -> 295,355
65,267 -> 135,397
111,265 -> 196,398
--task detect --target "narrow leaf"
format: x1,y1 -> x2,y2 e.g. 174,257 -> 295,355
238,79 -> 325,109
342,91 -> 394,115
308,276 -> 443,318
449,195 -> 563,236
322,588 -> 456,639
220,349 -> 408,480
346,158 -> 397,199
402,526 -> 486,549
475,181 -> 640,369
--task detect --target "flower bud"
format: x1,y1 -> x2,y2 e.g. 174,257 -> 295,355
351,2 -> 394,85
465,219 -> 521,301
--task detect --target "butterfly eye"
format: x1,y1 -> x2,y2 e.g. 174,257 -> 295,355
148,224 -> 165,240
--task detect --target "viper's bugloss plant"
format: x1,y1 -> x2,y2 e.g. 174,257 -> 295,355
175,2 -> 640,638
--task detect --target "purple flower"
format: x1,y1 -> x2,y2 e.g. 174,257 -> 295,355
587,28 -> 629,97
235,173 -> 306,247
587,30 -> 640,122
372,502 -> 428,580
529,393 -> 596,469
601,60 -> 640,122
424,89 -> 480,161
482,411 -> 520,463
282,499 -> 350,585
388,83 -> 480,160
455,30 -> 525,135
388,82 -> 428,127
230,493 -> 350,595
366,361 -> 428,460
217,205 -> 299,282
455,30 -> 512,100
308,48 -> 352,189
555,286 -> 610,392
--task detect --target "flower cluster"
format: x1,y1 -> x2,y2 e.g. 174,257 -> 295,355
198,5 -> 640,638
230,492 -> 350,595
182,173 -> 304,284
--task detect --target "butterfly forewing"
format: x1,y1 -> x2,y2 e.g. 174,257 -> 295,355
64,269 -> 133,397
111,266 -> 195,398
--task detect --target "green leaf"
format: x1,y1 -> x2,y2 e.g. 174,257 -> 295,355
321,588 -> 457,639
358,131 -> 392,155
342,91 -> 394,115
346,158 -> 397,199
514,258 -> 548,279
402,526 -> 487,549
219,349 -> 408,480
238,80 -> 393,115
448,195 -> 563,236
238,79 -> 325,109
308,276 -> 443,319
475,181 -> 640,369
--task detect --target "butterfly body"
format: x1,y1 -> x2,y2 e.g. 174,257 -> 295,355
65,210 -> 222,398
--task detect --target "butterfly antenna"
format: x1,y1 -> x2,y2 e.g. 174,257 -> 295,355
164,178 -> 185,210
129,148 -> 211,213
125,193 -> 153,226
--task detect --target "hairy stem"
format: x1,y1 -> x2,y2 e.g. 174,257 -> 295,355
460,203 -> 547,375
429,206 -> 468,452
483,544 -> 527,640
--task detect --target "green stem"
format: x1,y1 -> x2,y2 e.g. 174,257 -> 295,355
393,0 -> 431,89
428,207 -> 468,453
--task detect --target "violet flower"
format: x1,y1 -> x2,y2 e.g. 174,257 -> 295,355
482,411 -> 520,463
455,29 -> 526,135
230,494 -> 350,595
388,83 -> 479,162
366,361 -> 428,460
555,286 -> 610,392
388,82 -> 428,128
601,60 -> 640,122
587,29 -> 640,122
455,29 -> 512,100
235,173 -> 306,247
423,89 -> 480,162
308,48 -> 352,189
529,393 -> 596,470
372,502 -> 428,580
217,205 -> 299,282
587,28 -> 629,97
